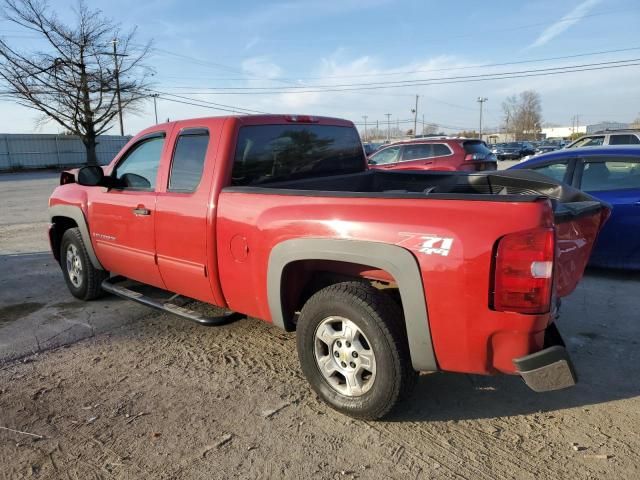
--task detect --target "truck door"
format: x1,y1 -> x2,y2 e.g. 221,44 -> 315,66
89,132 -> 167,288
154,124 -> 222,304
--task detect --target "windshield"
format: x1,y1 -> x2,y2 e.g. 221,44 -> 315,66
232,124 -> 365,186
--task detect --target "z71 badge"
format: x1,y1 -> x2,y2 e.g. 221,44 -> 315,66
398,233 -> 454,257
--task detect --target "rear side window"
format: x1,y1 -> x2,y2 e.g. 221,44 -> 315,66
609,134 -> 640,145
532,162 -> 568,182
232,125 -> 364,185
402,144 -> 432,161
432,144 -> 452,156
169,128 -> 209,192
463,141 -> 492,155
580,159 -> 640,191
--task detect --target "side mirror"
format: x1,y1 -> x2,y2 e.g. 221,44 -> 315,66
120,173 -> 151,189
368,159 -> 377,165
77,166 -> 105,186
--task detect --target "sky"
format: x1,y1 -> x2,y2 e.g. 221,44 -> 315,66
0,0 -> 639,135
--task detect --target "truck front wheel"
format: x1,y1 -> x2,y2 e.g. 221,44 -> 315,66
296,281 -> 416,419
60,228 -> 108,301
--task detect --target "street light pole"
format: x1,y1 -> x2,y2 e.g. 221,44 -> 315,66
362,115 -> 368,142
385,113 -> 391,142
111,39 -> 124,135
412,95 -> 419,137
152,94 -> 159,124
477,97 -> 488,140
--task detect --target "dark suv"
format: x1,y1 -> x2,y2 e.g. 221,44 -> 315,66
367,138 -> 497,171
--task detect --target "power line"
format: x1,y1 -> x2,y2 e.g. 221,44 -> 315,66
148,89 -> 269,114
152,58 -> 640,95
160,58 -> 640,92
151,46 -> 640,84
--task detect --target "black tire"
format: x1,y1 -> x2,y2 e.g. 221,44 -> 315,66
60,227 -> 108,300
296,281 -> 416,420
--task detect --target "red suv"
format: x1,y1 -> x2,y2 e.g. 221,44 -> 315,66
367,138 -> 497,172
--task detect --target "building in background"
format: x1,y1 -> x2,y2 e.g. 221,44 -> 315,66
541,125 -> 587,139
0,134 -> 130,171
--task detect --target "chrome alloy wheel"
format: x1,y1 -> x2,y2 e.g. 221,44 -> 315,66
313,316 -> 376,397
65,244 -> 83,288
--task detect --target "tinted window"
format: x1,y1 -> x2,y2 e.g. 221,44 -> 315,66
609,134 -> 640,145
232,125 -> 364,185
169,130 -> 209,192
581,160 -> 640,191
432,144 -> 452,156
370,146 -> 400,165
402,144 -> 432,161
532,162 -> 568,182
114,136 -> 164,190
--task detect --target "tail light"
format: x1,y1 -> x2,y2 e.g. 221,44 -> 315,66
493,227 -> 555,314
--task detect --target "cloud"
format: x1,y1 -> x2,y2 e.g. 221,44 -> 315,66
2,48 -> 638,135
244,37 -> 261,51
241,56 -> 282,80
529,0 -> 601,48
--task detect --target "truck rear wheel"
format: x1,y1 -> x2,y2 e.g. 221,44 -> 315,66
60,228 -> 108,301
296,281 -> 416,419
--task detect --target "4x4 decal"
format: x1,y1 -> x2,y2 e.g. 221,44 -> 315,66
398,233 -> 454,257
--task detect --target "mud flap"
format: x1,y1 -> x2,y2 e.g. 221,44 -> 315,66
513,324 -> 577,392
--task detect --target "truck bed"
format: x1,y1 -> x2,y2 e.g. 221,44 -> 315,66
225,168 -> 604,218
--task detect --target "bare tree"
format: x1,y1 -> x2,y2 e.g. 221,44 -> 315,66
502,90 -> 542,141
422,123 -> 441,135
0,0 -> 153,165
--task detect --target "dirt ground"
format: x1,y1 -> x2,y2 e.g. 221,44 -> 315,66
1,170 -> 640,479
1,272 -> 640,480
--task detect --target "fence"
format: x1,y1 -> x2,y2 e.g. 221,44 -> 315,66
0,134 -> 131,171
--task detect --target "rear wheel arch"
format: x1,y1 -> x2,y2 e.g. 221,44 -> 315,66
267,238 -> 437,372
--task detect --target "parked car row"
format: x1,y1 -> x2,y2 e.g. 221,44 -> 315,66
490,142 -> 536,160
359,129 -> 639,270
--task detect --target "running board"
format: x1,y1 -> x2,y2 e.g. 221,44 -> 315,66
101,276 -> 242,326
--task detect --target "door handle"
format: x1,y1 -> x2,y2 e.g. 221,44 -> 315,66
132,206 -> 151,216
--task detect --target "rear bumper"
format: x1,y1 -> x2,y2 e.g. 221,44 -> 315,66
513,324 -> 577,392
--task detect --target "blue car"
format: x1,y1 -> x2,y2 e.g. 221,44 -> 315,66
510,146 -> 640,270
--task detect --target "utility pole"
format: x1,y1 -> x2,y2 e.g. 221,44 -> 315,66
362,115 -> 368,142
385,113 -> 391,142
152,94 -> 159,124
477,97 -> 488,140
412,95 -> 419,137
111,39 -> 124,135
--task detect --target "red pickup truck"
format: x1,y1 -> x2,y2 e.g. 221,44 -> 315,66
48,115 -> 609,419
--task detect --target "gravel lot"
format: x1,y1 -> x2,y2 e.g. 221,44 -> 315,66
1,169 -> 639,479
